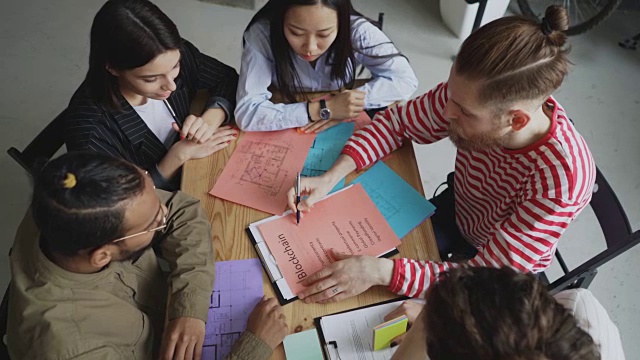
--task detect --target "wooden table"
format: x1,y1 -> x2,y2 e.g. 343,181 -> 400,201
182,89 -> 439,358
181,137 -> 440,359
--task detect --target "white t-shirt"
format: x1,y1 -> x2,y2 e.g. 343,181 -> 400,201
132,99 -> 177,149
555,289 -> 625,360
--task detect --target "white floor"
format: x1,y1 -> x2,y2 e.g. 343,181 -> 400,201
1,0 -> 638,356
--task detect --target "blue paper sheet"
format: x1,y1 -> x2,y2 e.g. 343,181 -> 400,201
352,162 -> 436,239
301,122 -> 355,192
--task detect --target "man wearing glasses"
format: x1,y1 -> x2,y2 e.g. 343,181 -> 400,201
6,152 -> 287,360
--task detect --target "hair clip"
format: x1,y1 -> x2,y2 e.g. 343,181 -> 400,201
62,173 -> 77,189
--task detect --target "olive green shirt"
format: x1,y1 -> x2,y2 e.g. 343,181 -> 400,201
7,190 -> 272,360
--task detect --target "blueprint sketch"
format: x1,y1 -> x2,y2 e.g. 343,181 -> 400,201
210,130 -> 316,215
302,122 -> 355,178
236,141 -> 290,197
202,259 -> 264,360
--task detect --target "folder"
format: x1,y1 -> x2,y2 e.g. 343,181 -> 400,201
246,185 -> 400,305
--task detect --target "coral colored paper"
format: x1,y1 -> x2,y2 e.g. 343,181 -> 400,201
257,184 -> 401,295
209,130 -> 316,215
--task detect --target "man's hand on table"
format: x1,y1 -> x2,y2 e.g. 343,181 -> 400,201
160,317 -> 206,360
297,249 -> 395,304
246,297 -> 289,349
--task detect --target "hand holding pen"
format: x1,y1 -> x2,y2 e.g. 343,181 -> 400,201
164,99 -> 231,143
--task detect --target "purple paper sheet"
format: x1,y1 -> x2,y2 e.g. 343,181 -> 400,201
202,258 -> 264,360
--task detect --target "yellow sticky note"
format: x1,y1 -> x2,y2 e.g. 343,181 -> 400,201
373,315 -> 408,351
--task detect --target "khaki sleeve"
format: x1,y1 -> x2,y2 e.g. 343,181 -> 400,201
224,332 -> 273,360
67,346 -> 128,360
157,190 -> 215,322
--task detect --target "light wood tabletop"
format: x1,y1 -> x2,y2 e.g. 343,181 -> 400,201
181,92 -> 440,359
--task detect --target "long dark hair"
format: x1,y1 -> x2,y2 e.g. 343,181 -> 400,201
244,0 -> 397,103
32,152 -> 146,256
86,0 -> 182,110
424,267 -> 599,360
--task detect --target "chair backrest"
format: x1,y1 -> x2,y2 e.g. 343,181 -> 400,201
547,167 -> 636,294
590,167 -> 633,248
548,230 -> 640,295
6,109 -> 66,176
0,284 -> 10,359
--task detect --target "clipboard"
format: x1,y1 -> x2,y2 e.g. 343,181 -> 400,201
246,221 -> 399,305
246,185 -> 400,305
313,297 -> 410,360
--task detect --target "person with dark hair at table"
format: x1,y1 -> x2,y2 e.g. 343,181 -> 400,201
389,267 -> 602,360
236,0 -> 418,132
6,152 -> 287,360
64,0 -> 239,191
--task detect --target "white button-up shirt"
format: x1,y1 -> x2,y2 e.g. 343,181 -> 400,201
235,17 -> 419,131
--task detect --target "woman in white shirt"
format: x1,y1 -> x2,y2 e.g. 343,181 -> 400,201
235,0 -> 418,132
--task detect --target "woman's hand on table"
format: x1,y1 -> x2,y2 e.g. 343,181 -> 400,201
383,300 -> 425,346
172,115 -> 215,144
246,296 -> 289,349
173,108 -> 227,143
170,126 -> 238,161
297,250 -> 394,304
326,89 -> 365,120
298,119 -> 341,133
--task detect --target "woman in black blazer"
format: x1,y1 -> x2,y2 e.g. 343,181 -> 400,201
64,0 -> 239,190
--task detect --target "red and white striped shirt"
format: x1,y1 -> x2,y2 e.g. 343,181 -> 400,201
342,82 -> 596,298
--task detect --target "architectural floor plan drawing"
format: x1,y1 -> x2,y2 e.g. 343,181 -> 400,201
202,259 -> 264,360
301,122 -> 355,178
237,141 -> 290,197
210,129 -> 316,215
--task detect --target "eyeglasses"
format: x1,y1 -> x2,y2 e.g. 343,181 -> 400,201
112,202 -> 167,243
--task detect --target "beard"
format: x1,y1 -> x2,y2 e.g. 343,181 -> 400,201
121,241 -> 155,263
447,120 -> 513,152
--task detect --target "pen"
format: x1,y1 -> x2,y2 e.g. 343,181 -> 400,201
296,172 -> 301,224
163,99 -> 183,130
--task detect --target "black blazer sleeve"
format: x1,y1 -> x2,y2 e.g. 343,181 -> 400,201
180,39 -> 239,123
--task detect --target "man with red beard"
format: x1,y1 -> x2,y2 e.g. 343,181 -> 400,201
286,6 -> 596,303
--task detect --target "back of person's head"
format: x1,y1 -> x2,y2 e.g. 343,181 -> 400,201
32,152 -> 146,257
455,6 -> 570,109
87,0 -> 182,110
245,0 -> 359,103
424,267 -> 600,360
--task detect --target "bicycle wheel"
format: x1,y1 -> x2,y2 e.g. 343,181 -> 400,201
517,0 -> 622,36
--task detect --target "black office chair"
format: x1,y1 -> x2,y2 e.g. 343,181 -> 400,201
540,167 -> 640,295
0,284 -> 10,359
7,109 -> 67,176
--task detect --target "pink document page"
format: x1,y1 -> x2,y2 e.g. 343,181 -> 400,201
257,184 -> 401,295
210,130 -> 316,215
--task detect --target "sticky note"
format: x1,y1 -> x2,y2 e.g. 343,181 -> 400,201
373,315 -> 408,351
284,329 -> 324,360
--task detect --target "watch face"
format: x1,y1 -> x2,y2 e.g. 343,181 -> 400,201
320,107 -> 331,120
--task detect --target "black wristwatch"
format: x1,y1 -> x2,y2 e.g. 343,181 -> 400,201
319,99 -> 331,120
